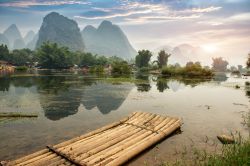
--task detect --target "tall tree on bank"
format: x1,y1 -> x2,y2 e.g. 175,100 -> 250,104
212,57 -> 229,72
135,50 -> 152,68
0,44 -> 9,61
246,53 -> 250,68
157,50 -> 171,68
36,42 -> 73,69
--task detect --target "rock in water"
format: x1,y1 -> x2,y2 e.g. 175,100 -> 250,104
3,24 -> 23,49
82,20 -> 137,59
217,134 -> 235,144
36,12 -> 84,52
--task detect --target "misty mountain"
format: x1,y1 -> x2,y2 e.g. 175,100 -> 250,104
13,38 -> 26,49
82,20 -> 137,59
26,33 -> 38,50
154,44 -> 208,65
36,12 -> 84,51
0,34 -> 9,47
24,30 -> 35,44
3,24 -> 23,49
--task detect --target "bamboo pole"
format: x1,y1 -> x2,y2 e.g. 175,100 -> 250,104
54,112 -> 136,149
106,119 -> 181,166
70,114 -> 158,157
84,116 -> 161,165
6,149 -> 49,165
60,112 -> 142,151
72,127 -> 142,161
61,125 -> 135,158
95,117 -> 175,166
17,152 -> 54,166
83,115 -> 166,165
59,124 -> 129,152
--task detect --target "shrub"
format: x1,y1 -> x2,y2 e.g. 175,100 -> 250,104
15,66 -> 28,71
111,61 -> 131,75
161,62 -> 213,77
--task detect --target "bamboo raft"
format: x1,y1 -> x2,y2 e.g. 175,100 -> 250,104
2,112 -> 181,166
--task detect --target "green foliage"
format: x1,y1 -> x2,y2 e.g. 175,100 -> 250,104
135,50 -> 152,68
157,50 -> 171,68
111,61 -> 131,75
212,57 -> 229,72
9,49 -> 34,66
89,65 -> 104,73
162,62 -> 213,77
36,42 -> 73,69
0,44 -> 9,61
15,66 -> 28,71
204,140 -> 250,166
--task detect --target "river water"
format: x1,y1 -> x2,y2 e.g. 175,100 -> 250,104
0,71 -> 249,165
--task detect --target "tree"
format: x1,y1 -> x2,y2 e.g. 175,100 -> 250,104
246,53 -> 250,68
9,49 -> 34,66
111,61 -> 131,75
36,42 -> 73,69
135,50 -> 152,68
212,57 -> 229,72
0,44 -> 9,61
157,50 -> 171,68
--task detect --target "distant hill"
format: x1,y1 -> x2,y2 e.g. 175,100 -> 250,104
13,38 -> 25,49
82,20 -> 137,59
154,44 -> 209,65
3,24 -> 24,49
0,33 -> 9,47
24,30 -> 35,44
26,33 -> 38,50
36,12 -> 84,51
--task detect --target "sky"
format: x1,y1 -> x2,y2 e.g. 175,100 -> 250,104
0,0 -> 249,65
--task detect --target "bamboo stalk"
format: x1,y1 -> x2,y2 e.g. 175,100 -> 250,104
84,116 -> 160,165
65,112 -> 153,153
95,117 -> 175,166
59,124 -> 129,152
6,149 -> 49,165
26,153 -> 59,166
61,112 -> 141,151
54,112 -> 135,149
62,124 -> 136,157
72,127 -> 142,162
17,152 -> 54,166
83,115 -> 166,165
106,119 -> 181,166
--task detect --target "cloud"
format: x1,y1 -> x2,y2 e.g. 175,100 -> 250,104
0,0 -> 90,8
75,1 -> 221,24
229,12 -> 250,21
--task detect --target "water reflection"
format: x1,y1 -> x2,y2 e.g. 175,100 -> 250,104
135,73 -> 151,92
82,83 -> 133,114
0,75 -> 133,120
156,78 -> 169,92
0,71 -> 216,120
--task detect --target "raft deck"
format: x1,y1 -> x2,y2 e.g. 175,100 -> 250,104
2,112 -> 181,166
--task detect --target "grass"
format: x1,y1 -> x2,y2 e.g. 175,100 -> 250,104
158,138 -> 250,166
203,140 -> 250,166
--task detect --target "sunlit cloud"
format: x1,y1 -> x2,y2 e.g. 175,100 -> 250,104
0,0 -> 90,8
75,1 -> 221,24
